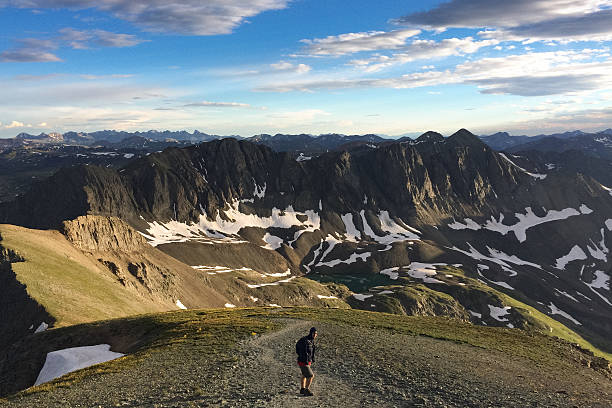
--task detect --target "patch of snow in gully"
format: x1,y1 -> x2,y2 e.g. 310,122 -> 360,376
35,345 -> 124,386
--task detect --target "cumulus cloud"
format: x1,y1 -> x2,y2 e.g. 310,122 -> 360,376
300,29 -> 421,56
256,50 -> 612,96
0,38 -> 60,62
350,37 -> 498,72
2,0 -> 289,35
5,120 -> 25,128
397,0 -> 612,43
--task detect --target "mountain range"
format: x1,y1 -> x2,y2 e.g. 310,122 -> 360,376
3,128 -> 612,350
2,127 -> 612,399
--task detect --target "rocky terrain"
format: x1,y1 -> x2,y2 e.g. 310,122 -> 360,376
2,129 -> 612,357
2,308 -> 611,407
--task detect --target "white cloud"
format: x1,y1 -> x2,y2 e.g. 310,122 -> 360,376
0,38 -> 60,62
256,50 -> 612,96
5,120 -> 25,128
270,61 -> 311,74
300,29 -> 421,56
3,0 -> 289,35
397,0 -> 612,43
397,0 -> 610,29
350,37 -> 498,72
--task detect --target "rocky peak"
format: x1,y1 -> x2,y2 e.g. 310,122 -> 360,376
415,131 -> 444,143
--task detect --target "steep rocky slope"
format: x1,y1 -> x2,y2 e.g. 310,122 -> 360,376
2,129 -> 612,354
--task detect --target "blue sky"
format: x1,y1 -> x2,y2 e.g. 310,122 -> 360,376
0,0 -> 611,138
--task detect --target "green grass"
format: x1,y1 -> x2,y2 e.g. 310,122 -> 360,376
9,306 -> 610,399
0,224 -> 166,327
312,265 -> 612,361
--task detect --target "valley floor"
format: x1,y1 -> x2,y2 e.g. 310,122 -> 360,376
2,308 -> 612,407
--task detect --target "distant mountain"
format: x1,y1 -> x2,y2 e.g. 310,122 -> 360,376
479,129 -> 609,151
507,133 -> 612,161
247,133 -> 387,154
8,130 -> 224,146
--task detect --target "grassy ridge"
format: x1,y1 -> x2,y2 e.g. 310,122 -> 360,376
0,224 -> 167,327
4,306 -> 609,400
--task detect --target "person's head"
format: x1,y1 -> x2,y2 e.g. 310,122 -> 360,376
309,327 -> 318,339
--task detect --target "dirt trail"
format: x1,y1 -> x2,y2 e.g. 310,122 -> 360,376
225,319 -> 365,407
4,317 -> 612,407
221,319 -> 612,407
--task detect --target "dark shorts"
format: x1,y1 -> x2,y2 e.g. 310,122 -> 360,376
299,364 -> 314,378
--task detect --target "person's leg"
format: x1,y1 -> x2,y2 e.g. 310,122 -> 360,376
305,374 -> 314,389
301,376 -> 307,389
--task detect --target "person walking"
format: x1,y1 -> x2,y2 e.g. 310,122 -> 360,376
296,327 -> 317,396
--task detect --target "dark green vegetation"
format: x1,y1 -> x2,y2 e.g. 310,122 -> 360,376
1,308 -> 611,407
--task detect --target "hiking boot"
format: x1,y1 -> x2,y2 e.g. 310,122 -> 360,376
304,389 -> 314,396
300,388 -> 306,395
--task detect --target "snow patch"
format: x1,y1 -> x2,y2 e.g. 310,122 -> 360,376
34,322 -> 48,334
247,276 -> 295,288
318,235 -> 341,262
380,267 -> 400,280
404,263 -> 445,284
554,289 -> 579,303
253,181 -> 266,199
488,305 -> 511,322
262,233 -> 283,250
468,310 -> 482,318
555,246 -> 588,269
549,302 -> 581,325
296,153 -> 312,162
499,153 -> 546,180
485,207 -> 583,243
176,300 -> 187,310
353,293 -> 373,301
142,201 -> 320,247
317,295 -> 338,299
450,244 -> 539,273
224,303 -> 236,308
341,213 -> 361,242
360,210 -> 419,244
317,251 -> 371,268
448,218 -> 481,230
589,270 -> 610,290
35,345 -> 124,386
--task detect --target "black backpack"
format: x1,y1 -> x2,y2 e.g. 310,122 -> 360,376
296,337 -> 305,355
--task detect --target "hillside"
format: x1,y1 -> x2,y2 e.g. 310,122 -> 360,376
1,308 -> 611,407
2,130 -> 612,357
0,217 -> 349,350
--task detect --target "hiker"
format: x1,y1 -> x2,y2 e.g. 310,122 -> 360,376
296,327 -> 317,396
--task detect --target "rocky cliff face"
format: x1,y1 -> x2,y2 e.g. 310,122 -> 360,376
63,216 -> 148,253
4,129 -> 612,353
